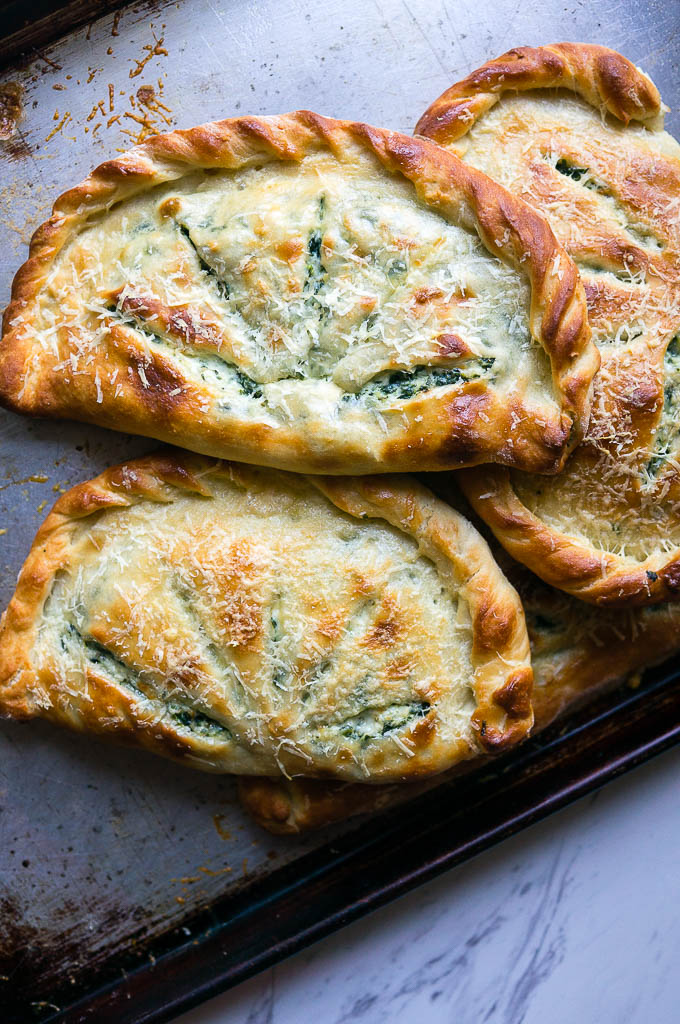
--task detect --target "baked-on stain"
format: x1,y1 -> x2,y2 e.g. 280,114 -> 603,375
0,82 -> 23,140
212,813 -> 231,840
136,85 -> 155,106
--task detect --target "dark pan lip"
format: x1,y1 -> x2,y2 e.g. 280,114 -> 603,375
10,658 -> 680,1024
0,2 -> 130,69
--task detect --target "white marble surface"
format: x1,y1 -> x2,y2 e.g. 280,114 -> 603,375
176,746 -> 680,1024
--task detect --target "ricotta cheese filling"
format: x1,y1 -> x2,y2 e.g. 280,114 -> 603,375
30,152 -> 548,428
32,472 -> 479,775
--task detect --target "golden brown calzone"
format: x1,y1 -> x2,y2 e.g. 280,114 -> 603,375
417,44 -> 680,603
240,564 -> 680,833
0,454 -> 533,781
0,112 -> 596,475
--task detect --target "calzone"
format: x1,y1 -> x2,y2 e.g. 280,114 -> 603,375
418,44 -> 680,603
0,112 -> 596,474
240,564 -> 680,831
0,455 -> 533,781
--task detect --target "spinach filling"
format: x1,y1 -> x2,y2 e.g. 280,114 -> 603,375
555,159 -> 662,251
555,158 -> 608,194
113,289 -> 494,407
269,596 -> 288,690
528,612 -> 561,634
554,159 -> 616,199
106,302 -> 263,401
303,195 -> 329,324
646,335 -> 680,479
110,188 -> 501,408
234,367 -> 263,398
338,700 -> 431,747
347,357 -> 495,403
306,230 -> 325,291
573,259 -> 634,282
67,626 -> 231,739
178,222 -> 230,300
555,158 -> 590,184
165,703 -> 230,739
82,634 -> 141,690
386,256 -> 408,282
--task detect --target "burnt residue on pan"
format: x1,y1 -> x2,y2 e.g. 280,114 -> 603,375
0,83 -> 23,140
0,888 -> 164,1016
0,82 -> 31,160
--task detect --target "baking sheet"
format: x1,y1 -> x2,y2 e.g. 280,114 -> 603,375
0,0 -> 678,1020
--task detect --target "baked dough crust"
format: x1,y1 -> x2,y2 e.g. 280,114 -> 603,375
240,560 -> 680,832
0,454 -> 533,781
509,559 -> 680,729
0,111 -> 596,475
417,45 -> 680,603
416,43 -> 663,146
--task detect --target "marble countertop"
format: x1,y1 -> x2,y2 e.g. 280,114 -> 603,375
176,746 -> 680,1024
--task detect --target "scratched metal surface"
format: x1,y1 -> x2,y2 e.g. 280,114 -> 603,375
0,0 -> 678,1013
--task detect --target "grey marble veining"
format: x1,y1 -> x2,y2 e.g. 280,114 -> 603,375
176,746 -> 680,1024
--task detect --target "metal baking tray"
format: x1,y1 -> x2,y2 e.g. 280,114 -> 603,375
1,1 -> 678,1021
